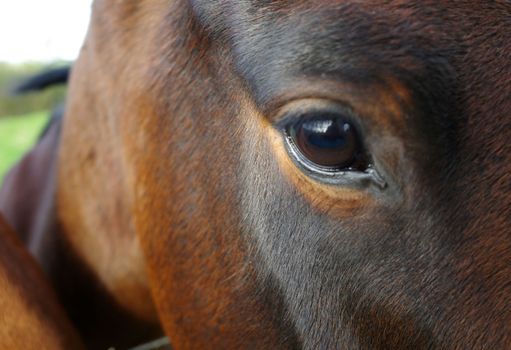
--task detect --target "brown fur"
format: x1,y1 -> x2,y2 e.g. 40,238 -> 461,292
1,0 -> 510,349
0,108 -> 162,348
0,214 -> 84,349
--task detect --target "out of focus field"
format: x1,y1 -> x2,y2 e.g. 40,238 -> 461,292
0,111 -> 49,181
0,62 -> 67,183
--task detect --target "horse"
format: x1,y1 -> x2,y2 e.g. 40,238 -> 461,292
1,71 -> 163,348
0,214 -> 84,349
1,1 -> 510,349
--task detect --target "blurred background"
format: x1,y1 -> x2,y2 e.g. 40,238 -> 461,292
0,0 -> 92,182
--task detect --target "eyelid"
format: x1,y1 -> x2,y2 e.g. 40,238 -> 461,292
273,98 -> 363,134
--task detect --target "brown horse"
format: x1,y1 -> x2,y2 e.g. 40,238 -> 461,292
0,214 -> 84,349
0,106 -> 162,348
1,0 -> 510,349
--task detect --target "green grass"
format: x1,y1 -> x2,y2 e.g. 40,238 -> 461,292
0,111 -> 49,183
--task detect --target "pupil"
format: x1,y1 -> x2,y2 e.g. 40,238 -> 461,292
291,114 -> 359,169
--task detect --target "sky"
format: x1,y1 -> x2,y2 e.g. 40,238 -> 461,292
0,0 -> 93,63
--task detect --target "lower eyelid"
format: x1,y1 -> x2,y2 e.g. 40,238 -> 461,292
266,127 -> 382,214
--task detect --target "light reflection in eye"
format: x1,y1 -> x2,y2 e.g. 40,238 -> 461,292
306,119 -> 332,134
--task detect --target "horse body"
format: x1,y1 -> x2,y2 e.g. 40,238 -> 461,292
1,1 -> 510,349
0,214 -> 84,349
0,105 -> 162,348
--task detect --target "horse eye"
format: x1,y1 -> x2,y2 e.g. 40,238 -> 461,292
285,111 -> 368,172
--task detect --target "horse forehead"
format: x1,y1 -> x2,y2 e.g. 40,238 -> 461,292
190,1 -> 492,31
185,2 -> 511,211
188,1 -> 507,90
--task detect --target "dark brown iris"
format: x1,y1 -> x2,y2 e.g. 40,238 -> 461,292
288,113 -> 364,170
